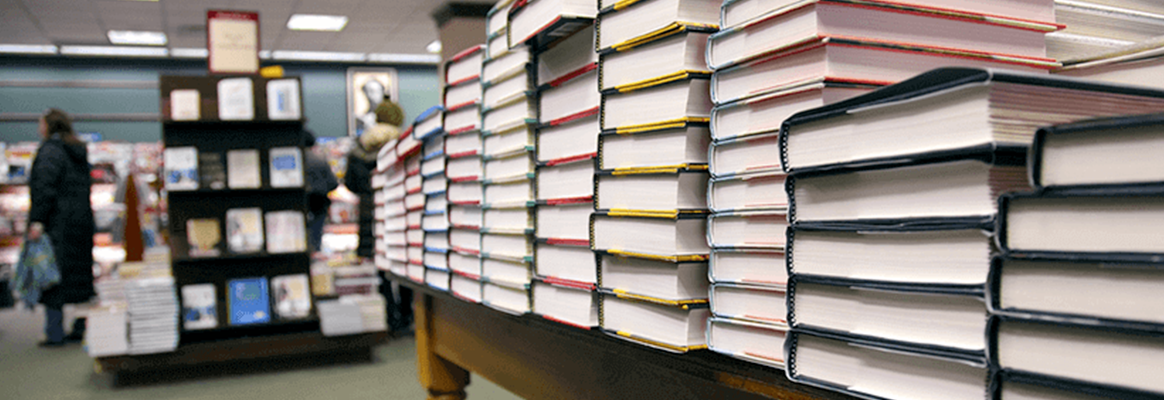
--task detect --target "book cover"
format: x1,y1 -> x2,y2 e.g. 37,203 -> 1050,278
226,149 -> 261,189
163,147 -> 199,191
228,277 -> 270,325
217,77 -> 254,121
265,210 -> 306,254
269,147 -> 304,188
272,274 -> 312,319
186,218 -> 221,257
198,151 -> 226,190
266,79 -> 301,120
180,284 -> 217,330
169,89 -> 200,121
225,207 -> 264,254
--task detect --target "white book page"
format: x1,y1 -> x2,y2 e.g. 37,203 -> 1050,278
600,126 -> 710,169
535,244 -> 598,284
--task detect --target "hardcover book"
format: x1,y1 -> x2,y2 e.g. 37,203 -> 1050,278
228,277 -> 271,326
225,207 -> 264,254
180,284 -> 217,330
272,274 -> 312,319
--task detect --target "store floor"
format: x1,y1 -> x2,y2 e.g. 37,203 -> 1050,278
0,307 -> 521,400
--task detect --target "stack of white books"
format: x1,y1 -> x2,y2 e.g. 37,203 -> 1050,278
125,276 -> 179,355
530,24 -> 601,329
86,304 -> 129,357
376,143 -> 409,278
1046,0 -> 1164,60
592,0 -> 718,353
318,294 -> 388,336
401,131 -> 428,284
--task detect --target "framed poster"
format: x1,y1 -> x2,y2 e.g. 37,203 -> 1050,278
207,10 -> 259,74
346,67 -> 400,138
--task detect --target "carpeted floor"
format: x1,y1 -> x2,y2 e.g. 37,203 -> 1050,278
0,306 -> 520,400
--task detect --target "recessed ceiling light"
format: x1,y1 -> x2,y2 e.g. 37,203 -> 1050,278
108,30 -> 167,46
60,45 -> 168,57
0,44 -> 58,54
426,40 -> 442,54
171,48 -> 208,58
367,53 -> 441,64
287,14 -> 348,31
271,50 -> 365,62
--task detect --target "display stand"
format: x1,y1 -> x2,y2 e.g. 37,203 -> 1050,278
396,277 -> 859,400
93,75 -> 386,382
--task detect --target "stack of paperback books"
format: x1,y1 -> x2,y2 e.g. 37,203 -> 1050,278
530,23 -> 600,329
990,113 -> 1164,399
126,276 -> 179,355
779,68 -> 1164,400
591,0 -> 718,353
416,103 -> 451,292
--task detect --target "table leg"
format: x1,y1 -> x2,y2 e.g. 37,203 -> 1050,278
415,292 -> 470,400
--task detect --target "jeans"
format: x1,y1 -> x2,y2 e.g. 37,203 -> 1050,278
44,306 -> 64,343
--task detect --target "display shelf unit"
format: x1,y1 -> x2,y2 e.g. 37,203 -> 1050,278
396,277 -> 859,400
160,75 -> 315,344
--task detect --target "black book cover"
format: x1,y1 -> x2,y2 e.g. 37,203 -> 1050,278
198,151 -> 226,190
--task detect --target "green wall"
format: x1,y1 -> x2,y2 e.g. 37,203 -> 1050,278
0,57 -> 440,143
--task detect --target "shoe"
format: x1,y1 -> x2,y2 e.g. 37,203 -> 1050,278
63,332 -> 84,343
38,340 -> 65,348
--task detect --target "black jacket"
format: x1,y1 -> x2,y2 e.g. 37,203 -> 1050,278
345,150 -> 377,259
305,151 -> 338,216
29,136 -> 96,307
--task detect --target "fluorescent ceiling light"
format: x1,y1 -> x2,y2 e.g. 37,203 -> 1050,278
271,50 -> 365,62
367,53 -> 441,64
287,14 -> 348,31
171,48 -> 208,58
107,30 -> 167,46
0,44 -> 58,54
60,45 -> 168,57
426,40 -> 441,54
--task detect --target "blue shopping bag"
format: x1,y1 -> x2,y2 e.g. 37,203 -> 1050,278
8,236 -> 60,309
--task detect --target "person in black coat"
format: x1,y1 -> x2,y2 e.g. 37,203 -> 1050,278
303,131 -> 338,253
28,109 -> 96,347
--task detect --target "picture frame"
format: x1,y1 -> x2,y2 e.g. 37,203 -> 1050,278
345,67 -> 400,138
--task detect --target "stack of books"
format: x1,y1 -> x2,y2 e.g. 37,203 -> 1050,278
779,68 -> 1164,400
1046,0 -> 1164,60
530,23 -> 600,329
1055,36 -> 1164,89
86,304 -> 129,357
376,141 -> 409,278
416,103 -> 451,292
990,113 -> 1164,399
591,0 -> 718,353
399,125 -> 428,284
126,276 -> 179,355
318,294 -> 389,336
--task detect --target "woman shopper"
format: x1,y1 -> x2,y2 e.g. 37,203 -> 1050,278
28,109 -> 96,347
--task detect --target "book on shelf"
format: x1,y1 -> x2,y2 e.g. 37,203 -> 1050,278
537,113 -> 598,165
601,77 -> 711,132
988,315 -> 1164,397
217,77 -> 255,121
788,275 -> 988,359
481,233 -> 533,265
597,252 -> 708,302
407,261 -> 426,283
449,205 -> 483,230
595,0 -> 719,54
268,147 -> 303,188
163,147 -> 199,191
482,280 -> 531,315
988,256 -> 1164,330
708,173 -> 787,214
596,123 -> 709,170
482,99 -> 536,136
594,168 -> 707,212
266,78 -> 302,120
709,248 -> 787,287
446,133 -> 482,160
186,217 -> 221,257
486,0 -> 515,38
599,28 -> 712,93
600,293 -> 709,353
169,89 -> 201,121
449,228 -> 480,254
405,173 -> 424,195
415,105 -> 446,141
486,31 -> 514,61
272,274 -> 311,320
446,155 -> 484,181
448,181 -> 484,205
483,206 -> 534,234
535,242 -> 597,285
198,151 -> 226,190
786,330 -> 988,400
483,152 -> 534,183
445,80 -> 483,112
424,193 -> 448,214
534,201 -> 590,244
708,317 -> 788,369
997,191 -> 1164,260
537,68 -> 598,127
483,179 -> 535,208
264,210 -> 306,254
446,45 -> 484,86
1029,112 -> 1164,191
590,212 -> 709,260
989,368 -> 1162,400
532,279 -> 598,329
443,105 -> 481,136
710,282 -> 786,325
788,227 -> 995,286
1047,1 -> 1164,60
426,268 -> 451,292
710,79 -> 878,142
180,283 -> 218,330
423,229 -> 450,251
507,0 -> 595,48
535,24 -> 595,88
779,67 -> 1164,175
709,131 -> 787,179
451,272 -> 483,303
225,207 -> 264,254
484,69 -> 534,112
483,124 -> 535,158
707,212 -> 788,250
706,0 -> 1057,71
227,277 -> 271,326
421,154 -> 446,178
449,250 -> 483,277
422,174 -> 448,196
1054,38 -> 1164,89
536,161 -> 592,204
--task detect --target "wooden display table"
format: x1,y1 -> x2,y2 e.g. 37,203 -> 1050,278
400,279 -> 858,400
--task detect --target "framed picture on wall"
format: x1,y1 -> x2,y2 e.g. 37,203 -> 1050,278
346,67 -> 400,138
